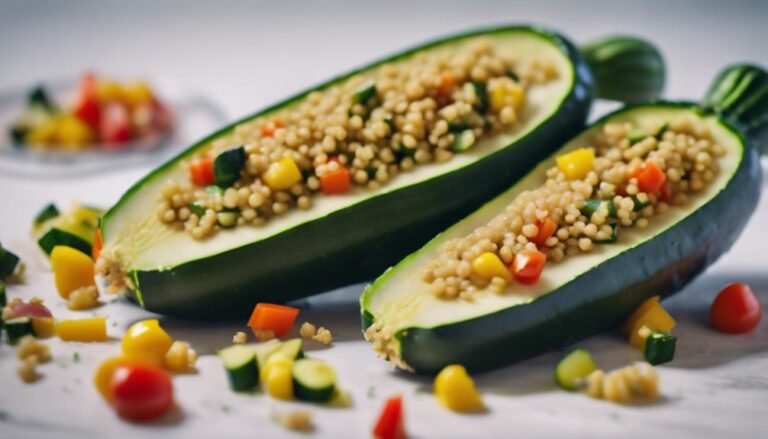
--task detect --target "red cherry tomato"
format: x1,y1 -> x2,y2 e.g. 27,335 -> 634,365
111,363 -> 174,421
11,302 -> 53,318
73,73 -> 101,131
99,102 -> 132,146
711,283 -> 762,334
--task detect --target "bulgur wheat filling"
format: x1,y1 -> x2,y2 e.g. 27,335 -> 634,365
422,116 -> 723,300
156,38 -> 557,239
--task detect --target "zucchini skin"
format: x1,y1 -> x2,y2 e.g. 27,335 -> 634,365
115,25 -> 595,319
370,103 -> 761,374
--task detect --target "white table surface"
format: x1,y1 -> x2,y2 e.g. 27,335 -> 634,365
1,1 -> 767,438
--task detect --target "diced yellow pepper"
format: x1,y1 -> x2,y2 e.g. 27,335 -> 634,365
51,245 -> 96,299
121,319 -> 174,367
122,81 -> 154,107
263,156 -> 302,190
264,363 -> 294,400
490,82 -> 525,112
93,356 -> 127,400
165,340 -> 196,372
260,354 -> 294,383
95,80 -> 123,103
31,317 -> 55,338
556,148 -> 595,180
626,296 -> 676,348
56,317 -> 108,342
56,114 -> 94,149
472,252 -> 512,281
434,364 -> 484,412
25,117 -> 59,147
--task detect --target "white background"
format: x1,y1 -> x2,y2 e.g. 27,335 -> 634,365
1,1 -> 767,438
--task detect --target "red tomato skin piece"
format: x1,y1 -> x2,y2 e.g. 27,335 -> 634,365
711,283 -> 762,334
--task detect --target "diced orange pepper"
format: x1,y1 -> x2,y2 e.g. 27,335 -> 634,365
634,161 -> 667,193
532,218 -> 556,247
320,162 -> 351,195
92,228 -> 103,261
510,249 -> 547,285
436,73 -> 456,103
261,118 -> 284,138
189,156 -> 215,186
247,303 -> 300,338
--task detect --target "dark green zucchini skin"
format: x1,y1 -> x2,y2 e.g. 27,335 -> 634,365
389,103 -> 761,374
118,26 -> 597,319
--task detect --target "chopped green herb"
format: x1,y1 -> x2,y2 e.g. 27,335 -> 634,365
72,352 -> 80,363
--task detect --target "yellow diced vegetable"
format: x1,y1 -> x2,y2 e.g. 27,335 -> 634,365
260,355 -> 294,383
434,364 -> 484,412
56,317 -> 108,342
471,252 -> 512,281
490,82 -> 525,112
264,362 -> 294,400
95,80 -> 123,103
56,114 -> 94,148
556,148 -> 595,180
264,156 -> 302,190
626,296 -> 676,348
121,319 -> 174,367
31,317 -> 55,338
94,356 -> 127,400
51,245 -> 96,299
165,340 -> 198,372
25,117 -> 59,146
122,81 -> 154,107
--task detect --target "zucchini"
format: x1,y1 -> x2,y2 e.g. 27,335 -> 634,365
555,349 -> 597,390
0,281 -> 6,307
34,203 -> 60,227
273,338 -> 304,361
292,358 -> 336,402
352,80 -> 377,104
644,331 -> 676,365
580,199 -> 616,218
99,27 -> 663,318
213,146 -> 246,188
361,64 -> 765,373
0,244 -> 20,279
5,317 -> 33,345
452,130 -> 476,152
580,35 -> 665,103
253,339 -> 283,369
218,344 -> 259,391
34,204 -> 103,256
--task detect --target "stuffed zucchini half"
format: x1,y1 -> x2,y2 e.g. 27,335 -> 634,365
361,64 -> 766,374
99,26 -> 662,319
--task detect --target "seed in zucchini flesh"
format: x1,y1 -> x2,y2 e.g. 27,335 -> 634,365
555,349 -> 597,390
213,146 -> 246,188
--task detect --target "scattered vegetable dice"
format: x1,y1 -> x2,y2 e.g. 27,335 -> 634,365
248,303 -> 300,338
110,363 -> 174,421
56,317 -> 107,342
555,349 -> 597,390
50,245 -> 96,299
373,395 -> 406,439
711,283 -> 761,334
121,319 -> 173,366
434,364 -> 484,412
556,148 -> 595,180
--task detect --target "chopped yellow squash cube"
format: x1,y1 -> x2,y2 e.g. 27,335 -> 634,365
264,156 -> 302,190
472,252 -> 512,281
56,317 -> 107,342
556,148 -> 595,180
434,364 -> 484,412
51,245 -> 96,299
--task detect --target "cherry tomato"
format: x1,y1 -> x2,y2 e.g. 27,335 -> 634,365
73,73 -> 101,131
711,283 -> 762,334
99,102 -> 132,146
111,363 -> 174,421
11,302 -> 53,318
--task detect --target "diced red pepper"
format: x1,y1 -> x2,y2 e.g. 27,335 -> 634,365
436,73 -> 456,104
99,102 -> 132,146
531,218 -> 556,247
373,395 -> 406,439
634,161 -> 667,193
510,249 -> 547,285
320,160 -> 351,195
659,181 -> 673,203
73,73 -> 101,131
247,303 -> 300,338
189,156 -> 215,187
260,118 -> 284,138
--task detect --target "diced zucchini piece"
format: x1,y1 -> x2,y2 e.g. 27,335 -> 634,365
352,80 -> 377,104
472,82 -> 488,112
206,185 -> 224,197
452,130 -> 476,153
9,125 -> 27,145
273,338 -> 304,361
5,317 -> 34,345
0,244 -> 20,279
644,331 -> 677,365
213,146 -> 246,188
594,223 -> 619,244
188,202 -> 206,217
292,358 -> 337,402
218,345 -> 259,391
631,194 -> 651,212
581,199 -> 617,218
253,339 -> 282,370
38,228 -> 92,256
28,86 -> 57,112
0,281 -> 6,307
216,210 -> 239,228
34,203 -> 60,227
555,349 -> 597,390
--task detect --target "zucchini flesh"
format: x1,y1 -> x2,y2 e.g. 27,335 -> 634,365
273,338 -> 304,360
218,345 -> 259,391
555,349 -> 597,390
361,102 -> 761,374
644,331 -> 676,365
292,358 -> 336,402
100,26 -> 596,319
